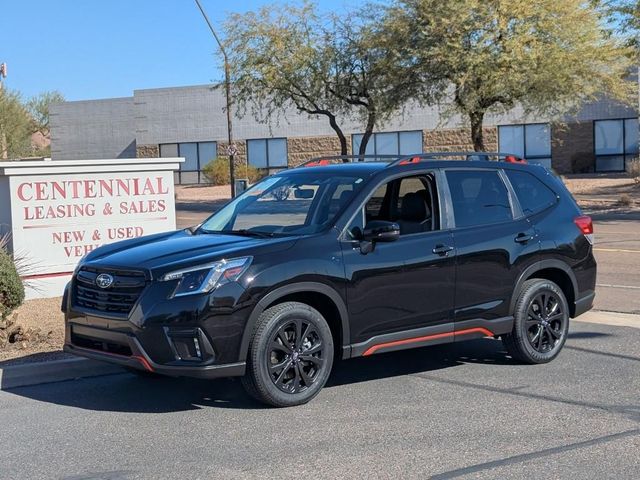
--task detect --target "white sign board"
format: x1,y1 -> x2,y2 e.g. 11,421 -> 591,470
0,158 -> 183,299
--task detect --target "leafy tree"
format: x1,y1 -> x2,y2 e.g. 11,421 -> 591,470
0,89 -> 63,159
0,89 -> 32,159
384,0 -> 636,151
225,2 -> 415,156
604,0 -> 639,51
27,90 -> 64,139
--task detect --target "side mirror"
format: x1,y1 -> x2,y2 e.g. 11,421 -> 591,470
357,220 -> 400,254
294,188 -> 314,199
363,220 -> 400,243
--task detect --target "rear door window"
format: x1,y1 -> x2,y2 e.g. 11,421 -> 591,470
445,170 -> 513,228
505,170 -> 557,215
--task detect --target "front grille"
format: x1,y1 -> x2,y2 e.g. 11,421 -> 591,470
73,267 -> 147,317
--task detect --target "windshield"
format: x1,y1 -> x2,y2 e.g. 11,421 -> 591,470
199,172 -> 367,236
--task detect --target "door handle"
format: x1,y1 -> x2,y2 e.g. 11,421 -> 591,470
432,244 -> 454,256
515,232 -> 534,244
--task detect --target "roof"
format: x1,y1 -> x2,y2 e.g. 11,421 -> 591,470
280,161 -> 389,176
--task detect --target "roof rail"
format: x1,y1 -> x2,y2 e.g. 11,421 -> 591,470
299,152 -> 526,168
390,152 -> 526,166
300,154 -> 402,167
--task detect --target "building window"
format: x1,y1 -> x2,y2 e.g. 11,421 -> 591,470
351,131 -> 423,157
247,138 -> 288,171
498,123 -> 551,168
594,118 -> 639,172
160,141 -> 217,184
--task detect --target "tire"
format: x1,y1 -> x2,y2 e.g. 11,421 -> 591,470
502,279 -> 570,364
241,301 -> 334,407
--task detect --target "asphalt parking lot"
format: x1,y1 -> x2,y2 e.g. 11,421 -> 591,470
1,320 -> 638,479
590,212 -> 640,314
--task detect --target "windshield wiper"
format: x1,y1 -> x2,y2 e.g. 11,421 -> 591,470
200,229 -> 276,238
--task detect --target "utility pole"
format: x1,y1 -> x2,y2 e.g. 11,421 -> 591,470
0,62 -> 7,159
194,0 -> 237,197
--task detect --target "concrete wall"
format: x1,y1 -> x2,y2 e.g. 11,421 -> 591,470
50,97 -> 136,160
51,83 -> 639,173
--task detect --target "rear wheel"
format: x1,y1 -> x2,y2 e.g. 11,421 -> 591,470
241,301 -> 334,407
503,279 -> 569,364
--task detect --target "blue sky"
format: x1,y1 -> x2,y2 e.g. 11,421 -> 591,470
3,0 -> 363,101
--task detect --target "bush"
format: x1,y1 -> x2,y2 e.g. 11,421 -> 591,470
0,249 -> 24,320
202,158 -> 264,186
627,158 -> 640,184
619,193 -> 633,206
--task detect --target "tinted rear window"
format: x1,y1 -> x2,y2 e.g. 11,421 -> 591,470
505,170 -> 557,215
446,170 -> 513,228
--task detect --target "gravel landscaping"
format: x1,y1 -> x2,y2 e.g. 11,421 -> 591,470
1,174 -> 638,365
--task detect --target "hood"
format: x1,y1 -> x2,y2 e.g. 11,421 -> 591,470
82,229 -> 297,276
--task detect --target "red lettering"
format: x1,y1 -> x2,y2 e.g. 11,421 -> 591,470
68,180 -> 83,199
51,182 -> 66,200
34,182 -> 48,201
156,177 -> 169,194
17,183 -> 32,201
98,179 -> 113,196
84,180 -> 96,198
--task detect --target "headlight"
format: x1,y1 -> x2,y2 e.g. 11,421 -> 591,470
160,256 -> 252,297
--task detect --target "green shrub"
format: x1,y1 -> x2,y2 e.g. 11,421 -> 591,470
0,249 -> 24,320
202,158 -> 264,185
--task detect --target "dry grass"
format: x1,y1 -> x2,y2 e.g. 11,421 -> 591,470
627,158 -> 640,184
0,297 -> 64,361
175,184 -> 231,202
619,194 -> 633,206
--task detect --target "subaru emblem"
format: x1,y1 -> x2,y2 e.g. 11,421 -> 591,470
96,273 -> 114,289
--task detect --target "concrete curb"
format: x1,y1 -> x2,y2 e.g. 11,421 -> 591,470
575,310 -> 640,329
0,357 -> 124,390
0,310 -> 637,391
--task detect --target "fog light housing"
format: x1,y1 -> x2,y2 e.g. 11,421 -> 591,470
164,327 -> 215,362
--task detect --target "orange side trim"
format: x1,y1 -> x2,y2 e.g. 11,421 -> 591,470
362,327 -> 494,356
132,355 -> 154,372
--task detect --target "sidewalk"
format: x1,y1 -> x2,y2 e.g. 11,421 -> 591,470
575,310 -> 640,329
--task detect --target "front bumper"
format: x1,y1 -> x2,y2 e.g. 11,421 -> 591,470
64,323 -> 246,379
62,271 -> 254,377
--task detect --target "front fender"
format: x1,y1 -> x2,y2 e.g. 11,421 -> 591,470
237,281 -> 350,362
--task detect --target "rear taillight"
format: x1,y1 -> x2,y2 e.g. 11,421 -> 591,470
505,155 -> 527,164
574,215 -> 594,244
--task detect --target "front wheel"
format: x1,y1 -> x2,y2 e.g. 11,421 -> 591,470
241,301 -> 334,407
502,279 -> 570,364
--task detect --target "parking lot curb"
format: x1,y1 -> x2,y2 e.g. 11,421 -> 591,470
0,358 -> 124,390
575,310 -> 640,329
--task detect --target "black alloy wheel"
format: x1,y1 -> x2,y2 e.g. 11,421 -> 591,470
267,318 -> 325,394
525,291 -> 566,353
503,279 -> 570,364
242,301 -> 334,407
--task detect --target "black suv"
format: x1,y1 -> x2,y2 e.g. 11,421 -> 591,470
63,153 -> 596,407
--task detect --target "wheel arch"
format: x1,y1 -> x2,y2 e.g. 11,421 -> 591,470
510,260 -> 578,317
238,282 -> 350,363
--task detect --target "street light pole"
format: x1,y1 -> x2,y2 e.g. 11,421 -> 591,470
0,63 -> 7,159
194,0 -> 236,197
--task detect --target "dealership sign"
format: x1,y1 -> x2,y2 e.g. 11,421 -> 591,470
0,158 -> 183,299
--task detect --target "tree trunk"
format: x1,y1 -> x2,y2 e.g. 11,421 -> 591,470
327,112 -> 349,157
358,111 -> 376,157
470,110 -> 486,152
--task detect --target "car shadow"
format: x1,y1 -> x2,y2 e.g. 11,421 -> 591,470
568,331 -> 611,339
5,339 -> 514,413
